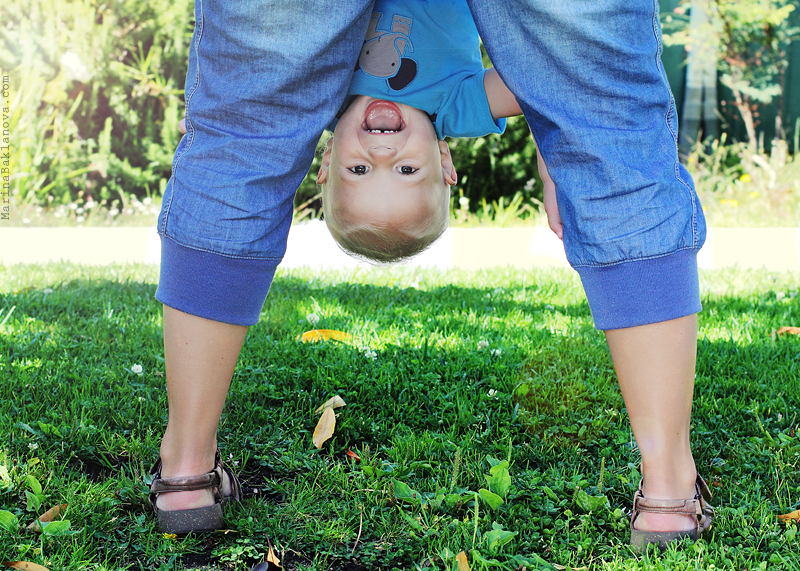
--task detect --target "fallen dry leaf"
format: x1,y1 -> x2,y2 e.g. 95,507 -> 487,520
315,395 -> 346,414
267,538 -> 281,567
26,504 -> 68,532
313,406 -> 336,449
777,326 -> 800,336
2,563 -> 51,571
778,510 -> 800,523
249,538 -> 281,570
297,329 -> 352,343
346,449 -> 361,462
456,551 -> 470,571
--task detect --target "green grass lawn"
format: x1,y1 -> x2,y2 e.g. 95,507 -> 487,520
0,263 -> 799,571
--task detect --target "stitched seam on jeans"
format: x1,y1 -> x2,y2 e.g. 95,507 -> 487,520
159,0 -> 205,236
650,0 -> 701,250
570,245 -> 700,270
161,233 -> 285,263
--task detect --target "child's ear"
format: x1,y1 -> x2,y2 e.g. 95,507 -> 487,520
438,140 -> 457,186
316,137 -> 334,184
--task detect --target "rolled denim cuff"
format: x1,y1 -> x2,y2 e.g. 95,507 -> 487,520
155,235 -> 278,326
576,248 -> 702,330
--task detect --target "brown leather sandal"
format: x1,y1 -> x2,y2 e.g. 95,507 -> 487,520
149,450 -> 243,534
630,473 -> 715,552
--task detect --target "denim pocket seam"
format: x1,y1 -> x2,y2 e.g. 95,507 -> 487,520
160,0 -> 205,237
157,230 -> 284,263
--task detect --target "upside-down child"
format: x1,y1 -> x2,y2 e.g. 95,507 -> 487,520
315,0 -> 559,262
177,0 -> 560,259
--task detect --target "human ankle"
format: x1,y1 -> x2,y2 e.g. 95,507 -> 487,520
158,437 -> 217,479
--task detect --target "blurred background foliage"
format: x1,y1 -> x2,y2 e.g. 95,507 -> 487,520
2,0 -> 799,226
1,0 -> 191,220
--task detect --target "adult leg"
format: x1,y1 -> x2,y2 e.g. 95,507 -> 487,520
468,0 -> 708,537
605,314 -> 699,532
155,307 -> 247,511
152,0 -> 373,517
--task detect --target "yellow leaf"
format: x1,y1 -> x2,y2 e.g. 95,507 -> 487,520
249,538 -> 282,570
315,395 -> 346,414
313,406 -> 336,449
455,551 -> 470,571
2,563 -> 51,571
267,537 -> 281,568
778,510 -> 800,522
297,329 -> 352,343
26,504 -> 68,532
777,326 -> 800,336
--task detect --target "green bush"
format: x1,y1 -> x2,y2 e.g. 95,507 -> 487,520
2,0 -> 192,208
3,0 -> 546,220
449,116 -> 543,209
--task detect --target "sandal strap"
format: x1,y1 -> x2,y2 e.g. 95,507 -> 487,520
149,450 -> 241,513
150,471 -> 222,495
632,473 -> 715,524
633,494 -> 704,516
219,456 -> 243,504
695,473 -> 713,503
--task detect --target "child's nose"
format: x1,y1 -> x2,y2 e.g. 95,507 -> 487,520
368,145 -> 397,158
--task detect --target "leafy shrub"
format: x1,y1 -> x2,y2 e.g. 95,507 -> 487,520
687,134 -> 800,226
2,0 -> 192,209
449,116 -> 543,210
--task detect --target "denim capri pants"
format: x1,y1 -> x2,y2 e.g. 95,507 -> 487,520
156,0 -> 706,330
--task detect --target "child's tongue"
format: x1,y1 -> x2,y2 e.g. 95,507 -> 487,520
365,102 -> 403,132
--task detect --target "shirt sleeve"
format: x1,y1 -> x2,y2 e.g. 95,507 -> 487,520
435,69 -> 507,139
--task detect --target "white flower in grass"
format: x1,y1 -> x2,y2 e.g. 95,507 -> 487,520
28,443 -> 38,451
459,196 -> 469,208
363,348 -> 377,361
477,340 -> 489,350
306,312 -> 320,326
491,349 -> 502,357
487,389 -> 497,398
131,364 -> 143,375
777,291 -> 786,301
43,288 -> 53,295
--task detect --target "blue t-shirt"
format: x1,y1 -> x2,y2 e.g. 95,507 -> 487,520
332,0 -> 505,139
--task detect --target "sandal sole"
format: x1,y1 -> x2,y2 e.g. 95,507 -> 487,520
157,502 -> 224,534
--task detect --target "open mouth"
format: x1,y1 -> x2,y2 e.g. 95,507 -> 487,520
362,100 -> 405,134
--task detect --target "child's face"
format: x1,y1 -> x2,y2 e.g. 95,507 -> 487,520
318,96 -> 457,231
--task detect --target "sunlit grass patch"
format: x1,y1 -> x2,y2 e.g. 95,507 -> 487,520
0,263 -> 798,569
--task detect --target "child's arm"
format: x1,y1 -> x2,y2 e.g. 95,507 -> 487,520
483,70 -> 562,239
484,68 -> 523,119
537,149 -> 563,240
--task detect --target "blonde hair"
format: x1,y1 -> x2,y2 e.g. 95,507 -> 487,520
322,187 -> 449,263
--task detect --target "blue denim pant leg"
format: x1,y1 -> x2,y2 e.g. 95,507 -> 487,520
156,0 -> 374,326
468,0 -> 706,330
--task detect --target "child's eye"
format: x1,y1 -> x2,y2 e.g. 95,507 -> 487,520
398,166 -> 418,175
348,165 -> 368,175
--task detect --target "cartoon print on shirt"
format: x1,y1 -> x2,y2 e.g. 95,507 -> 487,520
356,12 -> 417,91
